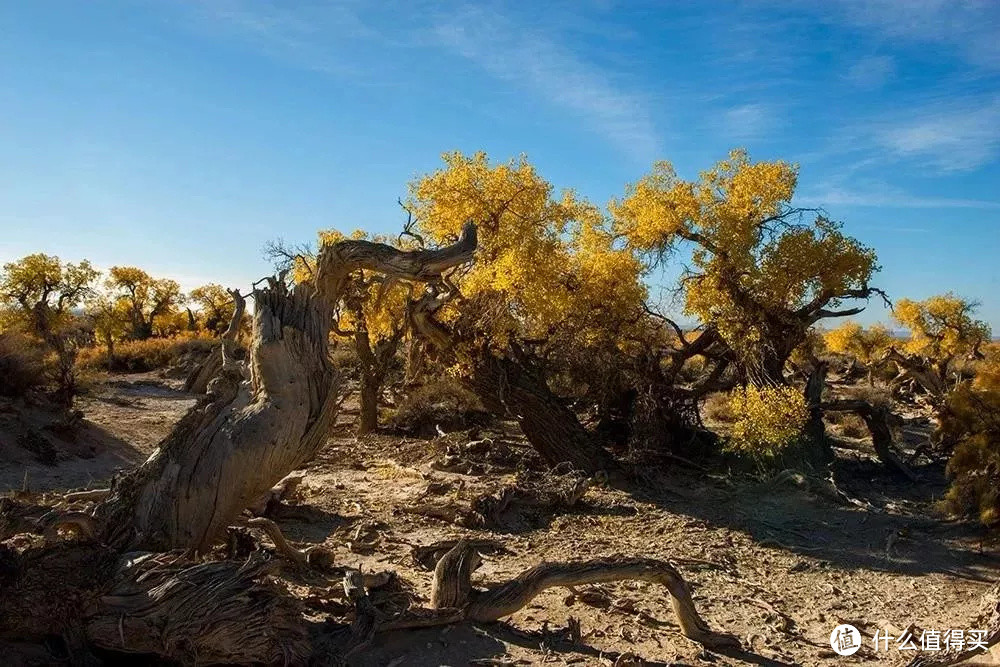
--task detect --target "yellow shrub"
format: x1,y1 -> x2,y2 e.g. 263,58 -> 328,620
726,385 -> 808,460
939,356 -> 1000,527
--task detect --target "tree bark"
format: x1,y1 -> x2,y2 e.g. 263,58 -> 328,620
93,225 -> 478,552
823,399 -> 917,481
95,280 -> 338,552
802,359 -> 834,464
358,370 -> 380,435
464,348 -> 613,473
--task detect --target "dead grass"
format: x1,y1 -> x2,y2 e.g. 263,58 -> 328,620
77,335 -> 216,373
701,391 -> 737,423
387,376 -> 491,436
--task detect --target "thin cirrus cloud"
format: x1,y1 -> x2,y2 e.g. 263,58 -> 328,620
430,6 -> 662,162
827,0 -> 1000,70
721,103 -> 773,141
874,97 -> 1000,171
190,2 -> 662,161
843,55 -> 895,89
800,185 -> 1000,211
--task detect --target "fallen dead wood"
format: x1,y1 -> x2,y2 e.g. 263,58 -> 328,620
401,468 -> 606,529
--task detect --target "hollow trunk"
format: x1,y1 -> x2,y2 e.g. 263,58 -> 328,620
95,281 -> 339,552
464,349 -> 613,473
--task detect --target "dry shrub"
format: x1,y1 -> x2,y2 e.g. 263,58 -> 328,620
835,413 -> 869,439
701,392 -> 737,423
329,344 -> 359,374
0,331 -> 47,398
675,355 -> 706,384
842,385 -> 894,410
77,335 -> 216,373
388,376 -> 491,436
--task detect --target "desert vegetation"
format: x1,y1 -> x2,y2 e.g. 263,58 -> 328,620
1,150 -> 998,665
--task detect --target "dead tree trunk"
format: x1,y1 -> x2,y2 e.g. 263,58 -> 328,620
884,348 -> 949,398
94,225 -> 478,552
96,281 -> 337,552
802,359 -> 834,465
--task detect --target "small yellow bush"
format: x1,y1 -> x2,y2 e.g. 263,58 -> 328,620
939,356 -> 1000,527
726,385 -> 808,460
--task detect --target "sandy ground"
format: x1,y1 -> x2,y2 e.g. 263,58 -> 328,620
2,374 -> 999,666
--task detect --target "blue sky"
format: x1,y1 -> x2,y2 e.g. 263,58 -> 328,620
2,1 -> 998,327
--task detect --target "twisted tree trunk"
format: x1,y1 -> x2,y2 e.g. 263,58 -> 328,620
95,224 -> 478,552
465,348 -> 614,473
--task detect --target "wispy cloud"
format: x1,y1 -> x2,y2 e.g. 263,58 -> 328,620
828,0 -> 1000,70
875,97 -> 1000,171
430,5 -> 661,162
721,103 -> 773,141
843,54 -> 894,89
799,184 -> 1000,210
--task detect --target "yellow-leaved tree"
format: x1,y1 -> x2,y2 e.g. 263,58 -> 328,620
824,321 -> 894,384
888,294 -> 991,397
406,151 -> 647,471
0,253 -> 99,404
612,149 -> 882,387
188,283 -> 243,336
105,266 -> 182,340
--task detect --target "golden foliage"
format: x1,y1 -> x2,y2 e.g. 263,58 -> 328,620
105,266 -> 183,339
824,321 -> 893,365
939,358 -> 1000,527
893,293 -> 991,362
407,151 -> 646,353
726,385 -> 809,459
0,253 -> 99,333
76,334 -> 216,373
612,149 -> 879,367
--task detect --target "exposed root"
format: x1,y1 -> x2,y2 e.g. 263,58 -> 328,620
384,542 -> 739,649
248,472 -> 306,517
247,517 -> 334,570
59,488 -> 110,504
86,550 -> 309,664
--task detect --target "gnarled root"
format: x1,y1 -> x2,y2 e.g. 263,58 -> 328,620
247,517 -> 334,570
387,541 -> 739,649
86,550 -> 309,664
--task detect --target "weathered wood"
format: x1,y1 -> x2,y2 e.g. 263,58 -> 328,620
93,228 -> 478,553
